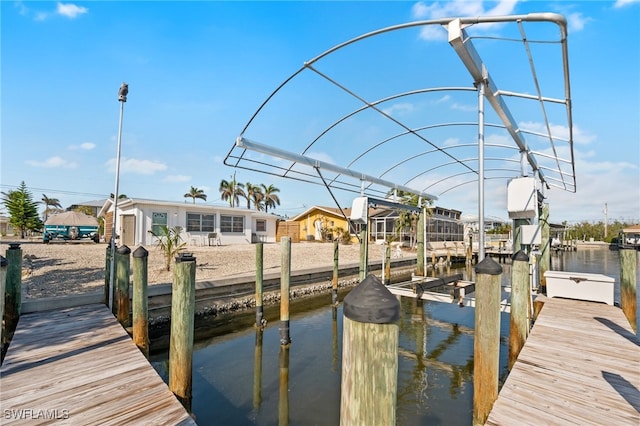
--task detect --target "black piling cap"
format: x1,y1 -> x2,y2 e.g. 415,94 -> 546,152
0,256 -> 7,267
8,242 -> 20,250
474,256 -> 503,275
176,252 -> 196,262
117,245 -> 131,255
133,246 -> 149,258
511,250 -> 529,262
343,274 -> 400,324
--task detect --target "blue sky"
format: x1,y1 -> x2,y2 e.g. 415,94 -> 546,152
2,0 -> 638,224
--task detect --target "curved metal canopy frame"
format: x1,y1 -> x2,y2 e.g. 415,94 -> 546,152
224,12 -> 575,214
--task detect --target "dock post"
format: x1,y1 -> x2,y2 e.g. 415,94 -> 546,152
104,244 -> 111,305
4,243 -> 22,339
620,248 -> 637,333
509,250 -> 530,370
115,245 -> 131,327
417,209 -> 425,276
0,256 -> 7,346
255,242 -> 265,327
359,226 -> 368,280
473,256 -> 503,426
278,345 -> 290,426
132,246 -> 149,358
332,240 -> 339,304
512,218 -> 528,254
539,203 -> 550,293
280,237 -> 291,345
340,274 -> 399,425
384,243 -> 391,285
253,329 -> 263,410
169,252 -> 196,411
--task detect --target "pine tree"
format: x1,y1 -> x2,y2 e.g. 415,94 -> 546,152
2,181 -> 43,238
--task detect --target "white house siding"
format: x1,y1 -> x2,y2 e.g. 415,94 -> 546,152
99,198 -> 277,247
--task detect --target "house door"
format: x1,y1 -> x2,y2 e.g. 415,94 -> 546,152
121,215 -> 136,247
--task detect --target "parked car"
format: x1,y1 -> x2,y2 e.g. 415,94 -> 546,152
43,211 -> 100,243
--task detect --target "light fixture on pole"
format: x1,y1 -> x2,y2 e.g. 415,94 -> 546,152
108,82 -> 128,311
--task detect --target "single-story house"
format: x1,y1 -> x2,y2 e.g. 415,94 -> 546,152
98,198 -> 278,247
288,206 -> 358,242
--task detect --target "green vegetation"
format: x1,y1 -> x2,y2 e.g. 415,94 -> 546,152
184,186 -> 207,204
218,175 -> 280,211
566,220 -> 635,243
2,181 -> 43,238
148,225 -> 187,271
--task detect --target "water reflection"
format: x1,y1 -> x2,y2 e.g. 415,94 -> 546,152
150,248 -> 638,425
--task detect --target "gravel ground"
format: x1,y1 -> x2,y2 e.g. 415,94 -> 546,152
0,240 -> 398,299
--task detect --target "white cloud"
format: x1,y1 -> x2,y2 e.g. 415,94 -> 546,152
69,142 -> 96,150
614,0 -> 640,8
306,151 -> 336,165
164,175 -> 191,183
382,102 -> 415,116
566,12 -> 592,32
26,156 -> 77,168
56,2 -> 88,19
105,157 -> 168,175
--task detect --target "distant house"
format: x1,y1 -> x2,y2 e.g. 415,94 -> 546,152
98,198 -> 278,247
288,206 -> 359,242
0,215 -> 14,236
67,199 -> 107,217
286,205 -> 464,244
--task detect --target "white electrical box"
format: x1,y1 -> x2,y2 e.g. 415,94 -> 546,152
350,197 -> 368,224
521,224 -> 542,245
507,177 -> 538,219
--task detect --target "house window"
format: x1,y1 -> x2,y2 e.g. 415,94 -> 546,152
221,215 -> 244,233
187,213 -> 215,232
152,212 -> 167,235
256,219 -> 266,232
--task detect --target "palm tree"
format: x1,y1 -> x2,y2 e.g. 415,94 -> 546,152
184,186 -> 207,204
41,194 -> 62,221
219,175 -> 245,207
252,191 -> 265,211
148,225 -> 186,271
244,182 -> 262,209
260,183 -> 280,213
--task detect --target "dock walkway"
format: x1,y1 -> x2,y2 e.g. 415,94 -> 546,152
0,304 -> 196,425
487,297 -> 640,425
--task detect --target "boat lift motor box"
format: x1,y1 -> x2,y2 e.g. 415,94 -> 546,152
507,177 -> 538,219
350,197 -> 368,224
544,270 -> 614,305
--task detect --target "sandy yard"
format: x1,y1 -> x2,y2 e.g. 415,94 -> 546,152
0,240 -> 397,299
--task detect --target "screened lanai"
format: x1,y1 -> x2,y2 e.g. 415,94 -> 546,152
224,13 -> 575,257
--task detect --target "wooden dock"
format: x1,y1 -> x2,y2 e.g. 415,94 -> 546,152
0,304 -> 196,425
487,297 -> 640,425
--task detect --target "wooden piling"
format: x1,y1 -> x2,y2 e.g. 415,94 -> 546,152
104,244 -> 111,305
539,203 -> 550,293
509,250 -> 529,370
278,345 -> 290,426
340,274 -> 399,426
416,209 -> 425,276
255,242 -> 265,327
132,246 -> 149,358
253,329 -> 263,410
384,243 -> 391,285
115,245 -> 131,327
359,226 -> 368,280
169,252 -> 196,411
4,243 -> 22,338
466,234 -> 473,265
280,237 -> 291,345
332,240 -> 339,304
512,219 -> 528,254
620,248 -> 637,333
0,256 -> 7,346
473,256 -> 503,426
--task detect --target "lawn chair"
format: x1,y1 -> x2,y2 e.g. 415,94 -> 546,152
208,232 -> 221,246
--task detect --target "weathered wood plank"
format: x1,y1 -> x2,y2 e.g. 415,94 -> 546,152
0,304 -> 196,425
487,298 -> 640,425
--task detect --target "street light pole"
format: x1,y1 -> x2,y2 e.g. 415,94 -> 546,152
108,82 -> 128,311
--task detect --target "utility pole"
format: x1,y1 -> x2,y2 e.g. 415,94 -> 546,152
604,202 -> 608,239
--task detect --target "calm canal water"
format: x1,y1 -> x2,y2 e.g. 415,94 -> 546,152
151,247 -> 639,425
